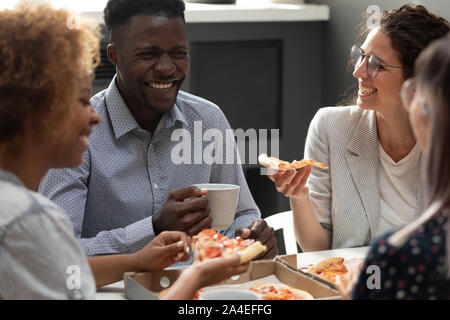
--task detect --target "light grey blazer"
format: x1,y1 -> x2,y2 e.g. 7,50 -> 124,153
304,106 -> 425,249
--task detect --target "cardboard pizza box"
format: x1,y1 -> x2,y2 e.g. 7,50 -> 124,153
124,259 -> 341,300
276,254 -> 338,290
276,248 -> 369,290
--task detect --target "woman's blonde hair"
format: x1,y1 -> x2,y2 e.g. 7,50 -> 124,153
0,2 -> 100,149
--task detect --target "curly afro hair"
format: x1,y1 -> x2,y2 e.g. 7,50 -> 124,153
0,2 -> 100,149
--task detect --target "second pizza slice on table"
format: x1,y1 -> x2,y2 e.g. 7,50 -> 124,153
192,229 -> 267,263
307,258 -> 349,285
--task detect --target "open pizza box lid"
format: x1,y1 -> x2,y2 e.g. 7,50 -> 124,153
124,259 -> 341,300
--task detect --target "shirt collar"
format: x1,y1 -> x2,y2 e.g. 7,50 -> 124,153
105,76 -> 189,139
166,101 -> 189,129
105,76 -> 141,139
0,168 -> 24,188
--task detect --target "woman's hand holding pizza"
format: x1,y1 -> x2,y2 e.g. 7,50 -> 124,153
267,166 -> 312,200
162,249 -> 250,300
133,231 -> 191,272
190,243 -> 250,288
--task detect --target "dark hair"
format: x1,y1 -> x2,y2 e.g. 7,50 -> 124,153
379,5 -> 449,79
388,34 -> 450,247
416,34 -> 450,213
341,5 -> 449,106
104,0 -> 185,41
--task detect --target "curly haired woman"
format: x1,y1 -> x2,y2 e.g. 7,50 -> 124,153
0,3 -> 247,300
267,5 -> 449,252
338,34 -> 450,300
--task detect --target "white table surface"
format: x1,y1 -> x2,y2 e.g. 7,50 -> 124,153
95,280 -> 127,300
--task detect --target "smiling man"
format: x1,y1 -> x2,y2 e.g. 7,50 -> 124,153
39,0 -> 277,260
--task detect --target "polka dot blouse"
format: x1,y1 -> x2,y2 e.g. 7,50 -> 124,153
352,212 -> 449,300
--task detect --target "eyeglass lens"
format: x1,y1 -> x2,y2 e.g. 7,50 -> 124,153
351,45 -> 380,78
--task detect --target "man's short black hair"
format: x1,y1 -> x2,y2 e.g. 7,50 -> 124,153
104,0 -> 186,41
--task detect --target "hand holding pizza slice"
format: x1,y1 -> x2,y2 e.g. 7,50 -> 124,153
192,229 -> 267,264
262,153 -> 326,200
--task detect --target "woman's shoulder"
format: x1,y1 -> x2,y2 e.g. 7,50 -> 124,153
367,217 -> 447,268
0,183 -> 95,299
354,217 -> 449,299
0,181 -> 72,236
315,105 -> 367,120
308,106 -> 373,143
312,106 -> 370,128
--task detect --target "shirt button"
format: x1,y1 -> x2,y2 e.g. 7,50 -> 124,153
153,183 -> 159,190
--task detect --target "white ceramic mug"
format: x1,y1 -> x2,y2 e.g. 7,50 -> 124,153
192,183 -> 240,231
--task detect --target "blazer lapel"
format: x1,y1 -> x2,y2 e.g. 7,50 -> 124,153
345,110 -> 380,239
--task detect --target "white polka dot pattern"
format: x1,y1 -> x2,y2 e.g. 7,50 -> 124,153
352,212 -> 450,299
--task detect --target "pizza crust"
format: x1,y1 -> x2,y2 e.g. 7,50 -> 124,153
307,257 -> 345,274
258,153 -> 328,170
290,288 -> 315,300
238,241 -> 267,263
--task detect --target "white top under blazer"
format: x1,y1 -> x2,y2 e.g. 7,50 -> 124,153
304,106 -> 425,249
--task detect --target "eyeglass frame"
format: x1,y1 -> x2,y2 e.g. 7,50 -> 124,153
351,45 -> 404,78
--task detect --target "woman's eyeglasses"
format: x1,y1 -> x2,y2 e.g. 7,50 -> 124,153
351,45 -> 403,78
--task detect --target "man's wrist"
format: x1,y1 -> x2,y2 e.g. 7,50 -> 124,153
152,213 -> 161,235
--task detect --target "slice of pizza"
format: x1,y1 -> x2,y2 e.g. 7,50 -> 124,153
192,229 -> 267,264
258,153 -> 328,170
248,282 -> 314,300
307,257 -> 348,285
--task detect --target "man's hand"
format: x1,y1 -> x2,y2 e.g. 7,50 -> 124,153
133,231 -> 191,272
235,220 -> 278,260
152,186 -> 212,236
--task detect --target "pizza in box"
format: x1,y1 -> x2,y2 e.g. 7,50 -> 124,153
304,257 -> 364,288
